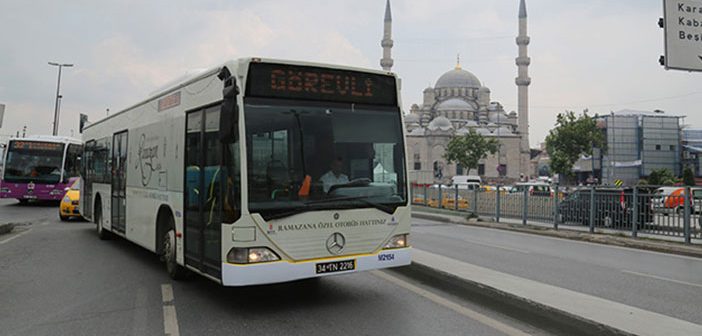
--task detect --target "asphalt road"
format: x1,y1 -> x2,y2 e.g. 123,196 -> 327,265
411,217 -> 702,324
0,199 -> 549,336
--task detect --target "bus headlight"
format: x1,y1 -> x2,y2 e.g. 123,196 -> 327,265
0,188 -> 10,193
383,234 -> 409,249
227,247 -> 280,264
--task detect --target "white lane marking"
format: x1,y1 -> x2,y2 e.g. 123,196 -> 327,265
414,216 -> 702,262
161,283 -> 174,303
622,270 -> 702,289
0,228 -> 32,245
372,270 -> 532,336
460,237 -> 530,254
161,284 -> 180,336
163,306 -> 180,336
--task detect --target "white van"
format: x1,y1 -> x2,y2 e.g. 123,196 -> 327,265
452,175 -> 482,185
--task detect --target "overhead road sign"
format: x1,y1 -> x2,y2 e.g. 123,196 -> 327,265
662,0 -> 702,72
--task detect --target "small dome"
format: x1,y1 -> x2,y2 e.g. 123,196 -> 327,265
455,127 -> 470,135
488,111 -> 508,123
463,120 -> 479,127
436,98 -> 473,111
427,116 -> 454,131
478,86 -> 491,93
493,126 -> 514,136
407,127 -> 425,136
404,113 -> 420,123
435,68 -> 482,89
474,128 -> 492,136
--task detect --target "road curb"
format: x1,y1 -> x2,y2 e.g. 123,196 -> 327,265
404,261 -> 634,336
411,211 -> 702,259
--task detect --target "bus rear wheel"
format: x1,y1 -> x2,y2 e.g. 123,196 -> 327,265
162,218 -> 188,280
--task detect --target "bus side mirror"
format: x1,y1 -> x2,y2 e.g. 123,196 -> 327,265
218,66 -> 239,143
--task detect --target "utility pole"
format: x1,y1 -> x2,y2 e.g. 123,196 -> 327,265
48,62 -> 74,136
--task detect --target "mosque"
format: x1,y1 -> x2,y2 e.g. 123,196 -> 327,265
379,0 -> 532,184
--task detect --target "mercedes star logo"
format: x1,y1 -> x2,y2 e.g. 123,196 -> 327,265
333,213 -> 340,220
326,232 -> 346,255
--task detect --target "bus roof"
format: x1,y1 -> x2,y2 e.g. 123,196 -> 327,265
8,135 -> 81,144
83,57 -> 398,132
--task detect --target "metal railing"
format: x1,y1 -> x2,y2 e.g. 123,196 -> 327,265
410,184 -> 701,244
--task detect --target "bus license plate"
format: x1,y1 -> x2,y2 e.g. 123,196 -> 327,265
315,259 -> 356,274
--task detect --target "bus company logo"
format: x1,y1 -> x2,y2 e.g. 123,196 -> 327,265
27,182 -> 35,191
136,134 -> 162,186
388,216 -> 398,226
333,213 -> 340,220
326,232 -> 346,255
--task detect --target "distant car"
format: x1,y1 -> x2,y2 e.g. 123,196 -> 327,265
558,187 -> 654,227
511,182 -> 553,197
651,187 -> 702,214
59,178 -> 81,221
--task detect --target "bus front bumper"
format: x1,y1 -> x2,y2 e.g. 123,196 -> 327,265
221,247 -> 411,286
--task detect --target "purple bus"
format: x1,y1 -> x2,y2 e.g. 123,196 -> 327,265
0,136 -> 82,203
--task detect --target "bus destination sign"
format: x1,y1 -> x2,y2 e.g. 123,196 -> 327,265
246,63 -> 398,106
11,141 -> 63,152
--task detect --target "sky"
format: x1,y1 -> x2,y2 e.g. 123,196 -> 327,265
0,0 -> 698,146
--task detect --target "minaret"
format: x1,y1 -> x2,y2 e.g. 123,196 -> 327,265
516,0 -> 531,178
380,0 -> 394,71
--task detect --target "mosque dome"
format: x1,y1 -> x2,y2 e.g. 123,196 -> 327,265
436,98 -> 474,111
427,116 -> 454,131
435,67 -> 482,89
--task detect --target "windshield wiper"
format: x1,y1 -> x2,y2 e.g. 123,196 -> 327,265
262,204 -> 311,221
306,196 -> 395,214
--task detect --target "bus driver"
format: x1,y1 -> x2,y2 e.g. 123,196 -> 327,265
320,157 -> 349,193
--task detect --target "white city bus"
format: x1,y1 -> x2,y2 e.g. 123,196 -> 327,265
81,58 -> 411,286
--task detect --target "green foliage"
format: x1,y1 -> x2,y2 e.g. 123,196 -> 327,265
683,167 -> 696,186
545,111 -> 605,177
647,168 -> 677,186
443,129 -> 499,172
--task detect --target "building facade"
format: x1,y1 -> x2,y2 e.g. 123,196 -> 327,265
597,110 -> 681,185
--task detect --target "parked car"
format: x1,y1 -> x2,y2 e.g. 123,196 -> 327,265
59,178 -> 81,221
558,187 -> 654,227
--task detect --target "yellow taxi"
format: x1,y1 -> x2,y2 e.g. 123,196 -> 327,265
59,178 -> 81,221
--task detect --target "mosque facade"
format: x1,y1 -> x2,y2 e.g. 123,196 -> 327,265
380,0 -> 532,184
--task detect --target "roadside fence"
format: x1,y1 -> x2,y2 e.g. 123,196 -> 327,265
410,184 -> 702,244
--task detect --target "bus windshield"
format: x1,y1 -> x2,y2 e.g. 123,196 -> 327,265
245,99 -> 406,219
3,141 -> 65,184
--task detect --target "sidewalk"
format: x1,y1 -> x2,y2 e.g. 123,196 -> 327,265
410,249 -> 702,336
412,205 -> 702,259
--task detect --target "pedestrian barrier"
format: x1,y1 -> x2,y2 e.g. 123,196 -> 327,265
410,184 -> 701,244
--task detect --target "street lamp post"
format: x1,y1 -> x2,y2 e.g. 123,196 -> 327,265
48,62 -> 74,136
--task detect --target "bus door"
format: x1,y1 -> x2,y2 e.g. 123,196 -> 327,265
184,106 -> 222,278
111,131 -> 128,234
82,141 -> 94,219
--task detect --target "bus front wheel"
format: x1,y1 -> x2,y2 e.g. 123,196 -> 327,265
95,201 -> 111,240
162,219 -> 188,280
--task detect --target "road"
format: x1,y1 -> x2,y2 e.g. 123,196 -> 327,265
411,217 -> 702,324
0,199 -> 549,336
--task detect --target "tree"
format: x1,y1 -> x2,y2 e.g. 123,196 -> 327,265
682,167 -> 696,186
443,129 -> 499,175
648,168 -> 678,186
545,111 -> 605,177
